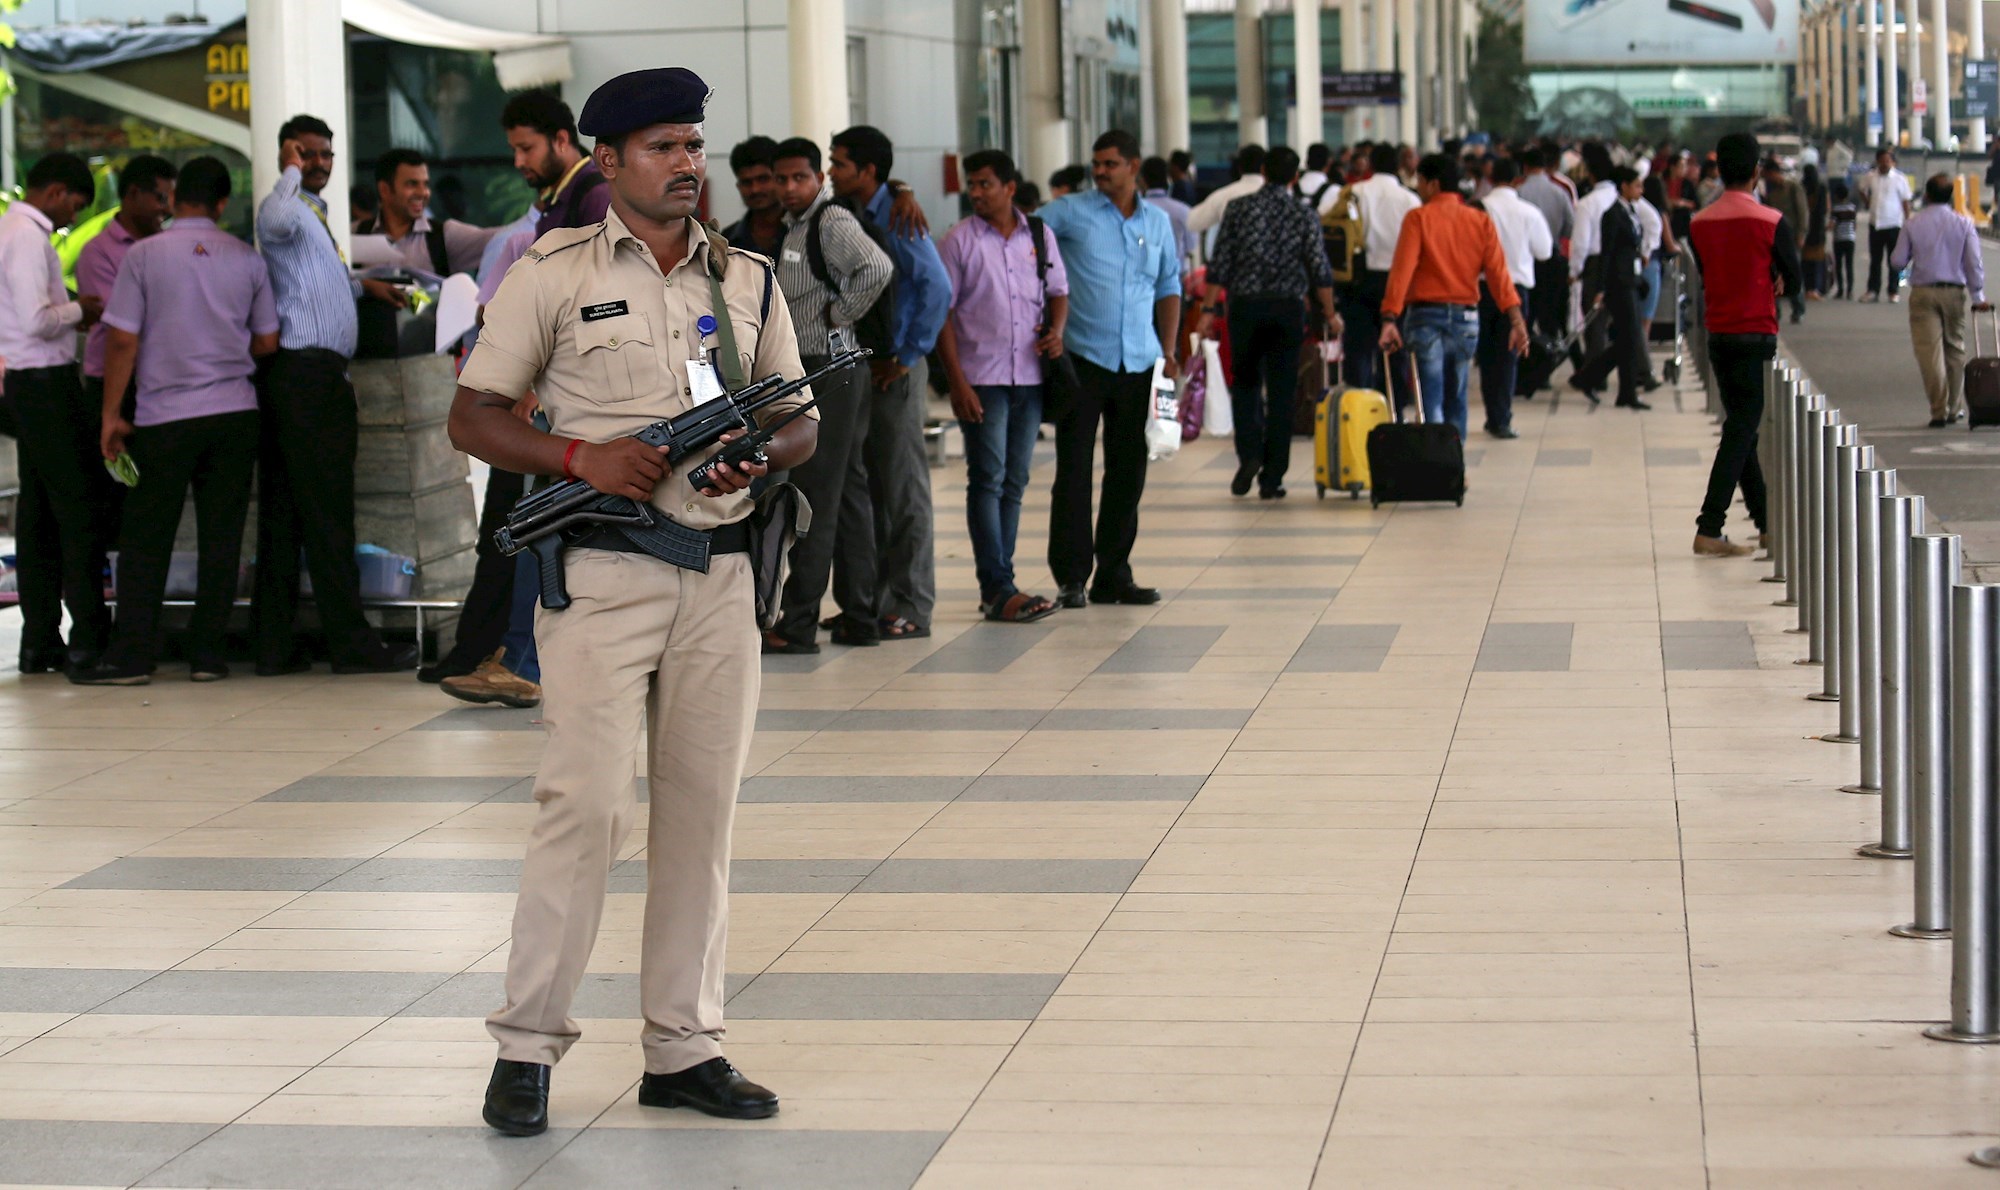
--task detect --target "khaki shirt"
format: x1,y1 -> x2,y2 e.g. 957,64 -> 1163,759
460,208 -> 815,530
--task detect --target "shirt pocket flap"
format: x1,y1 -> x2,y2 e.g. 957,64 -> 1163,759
572,312 -> 652,355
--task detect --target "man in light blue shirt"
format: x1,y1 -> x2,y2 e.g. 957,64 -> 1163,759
829,125 -> 953,639
1034,129 -> 1183,608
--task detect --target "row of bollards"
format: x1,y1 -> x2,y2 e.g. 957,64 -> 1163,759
1765,360 -> 1999,1168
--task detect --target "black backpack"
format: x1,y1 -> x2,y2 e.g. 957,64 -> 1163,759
806,202 -> 898,359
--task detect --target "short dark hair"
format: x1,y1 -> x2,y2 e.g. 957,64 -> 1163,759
1416,153 -> 1460,193
1234,143 -> 1267,177
1715,132 -> 1760,186
1264,146 -> 1300,184
1926,173 -> 1955,205
1016,180 -> 1042,210
831,125 -> 894,183
1580,142 -> 1615,183
1518,146 -> 1544,170
500,89 -> 578,146
375,147 -> 427,186
1607,166 -> 1640,187
963,148 -> 1020,187
1168,150 -> 1192,172
1050,164 -> 1088,192
729,136 -> 780,177
117,155 -> 177,200
1490,158 -> 1519,185
1306,143 -> 1331,172
278,114 -> 334,146
1877,145 -> 1897,159
772,137 -> 822,173
1140,155 -> 1170,190
26,153 -> 92,197
1093,130 -> 1141,161
175,156 -> 232,208
1368,143 -> 1399,175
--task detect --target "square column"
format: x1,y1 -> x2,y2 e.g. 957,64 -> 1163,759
248,0 -> 351,256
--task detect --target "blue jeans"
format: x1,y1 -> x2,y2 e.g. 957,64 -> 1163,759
1637,257 -> 1664,325
960,384 -> 1042,604
1403,304 -> 1480,438
500,550 -> 539,682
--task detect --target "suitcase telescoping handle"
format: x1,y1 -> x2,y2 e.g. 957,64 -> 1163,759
1380,348 -> 1423,426
1980,304 -> 1999,359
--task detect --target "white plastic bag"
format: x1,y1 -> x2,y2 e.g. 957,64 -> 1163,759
1200,338 -> 1234,437
1145,359 -> 1182,461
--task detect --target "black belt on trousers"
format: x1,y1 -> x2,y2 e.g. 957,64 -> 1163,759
1922,281 -> 1966,289
6,363 -> 75,379
571,517 -> 748,574
277,346 -> 352,365
1409,301 -> 1475,312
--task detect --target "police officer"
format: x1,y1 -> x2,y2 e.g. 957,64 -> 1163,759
448,67 -> 818,1137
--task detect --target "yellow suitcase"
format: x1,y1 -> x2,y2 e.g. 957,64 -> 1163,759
1316,388 -> 1390,499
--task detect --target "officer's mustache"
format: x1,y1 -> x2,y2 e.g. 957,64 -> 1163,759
665,174 -> 700,195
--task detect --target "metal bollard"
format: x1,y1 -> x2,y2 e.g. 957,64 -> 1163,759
1843,466 -> 1895,789
1867,493 -> 1921,857
1762,372 -> 1790,585
1827,442 -> 1875,740
1924,584 -> 2000,1044
1895,530 -> 1960,939
1814,430 -> 1862,718
1787,391 -> 1826,632
1799,410 -> 1839,670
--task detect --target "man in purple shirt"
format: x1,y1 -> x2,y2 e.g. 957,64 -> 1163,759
73,158 -> 281,686
1893,173 -> 1992,427
504,89 -> 610,240
935,149 -> 1069,623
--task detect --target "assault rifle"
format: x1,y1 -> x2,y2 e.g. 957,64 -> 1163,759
495,343 -> 868,608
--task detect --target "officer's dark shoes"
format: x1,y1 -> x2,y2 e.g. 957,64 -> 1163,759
332,642 -> 420,674
1089,583 -> 1161,606
69,661 -> 151,687
1056,582 -> 1088,609
1230,459 -> 1258,497
482,1059 -> 550,1137
762,631 -> 819,655
19,647 -> 66,675
638,1057 -> 778,1120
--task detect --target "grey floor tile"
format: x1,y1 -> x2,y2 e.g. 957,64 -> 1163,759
961,775 -> 1205,802
1172,586 -> 1338,600
139,1124 -> 575,1190
96,970 -> 451,1017
396,971 -> 764,1020
0,966 -> 159,1013
756,709 -> 845,732
825,709 -> 1047,732
485,777 -> 648,804
1288,624 -> 1401,674
1647,447 -> 1704,466
1152,525 -> 1376,538
909,622 -> 1056,674
727,972 -> 1063,1020
738,775 -> 974,803
729,859 -> 879,894
0,1119 -> 216,1188
1039,708 -> 1251,731
413,707 -> 545,732
1663,621 -> 1758,670
1463,448 -> 1487,467
1475,622 -> 1574,672
1094,626 -> 1227,674
857,858 -> 1143,894
522,1128 -> 949,1190
260,776 -> 522,803
1536,448 -> 1593,466
761,650 -> 842,673
319,858 -> 526,895
62,856 -> 361,892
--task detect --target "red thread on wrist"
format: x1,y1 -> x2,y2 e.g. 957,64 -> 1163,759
561,438 -> 583,480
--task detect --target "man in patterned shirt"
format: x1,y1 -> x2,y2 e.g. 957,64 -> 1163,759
1201,146 -> 1338,499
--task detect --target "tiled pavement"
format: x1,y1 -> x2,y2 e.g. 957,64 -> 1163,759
2,378 -> 1998,1189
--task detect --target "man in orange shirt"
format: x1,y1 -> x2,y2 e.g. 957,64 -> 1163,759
1379,155 -> 1528,438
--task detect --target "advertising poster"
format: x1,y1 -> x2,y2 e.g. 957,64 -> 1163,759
1524,0 -> 1799,66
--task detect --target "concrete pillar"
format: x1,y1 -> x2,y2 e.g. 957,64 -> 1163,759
1152,0 -> 1191,156
1885,0 -> 1900,147
1931,0 -> 1949,146
248,0 -> 350,257
1371,0 -> 1394,143
788,0 -> 850,144
1833,10 -> 1849,127
1866,0 -> 1881,141
1973,0 -> 1988,151
1419,0 -> 1437,145
1904,0 -> 1922,144
1021,0 -> 1068,190
1337,0 -> 1362,144
1440,0 -> 1460,140
1397,0 -> 1419,146
1298,0 -> 1325,150
1236,0 -> 1268,145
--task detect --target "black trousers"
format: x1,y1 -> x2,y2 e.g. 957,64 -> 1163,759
1477,284 -> 1525,432
1336,269 -> 1413,410
1575,261 -> 1607,365
1573,285 -> 1646,402
1867,226 -> 1902,297
1226,295 -> 1305,490
1530,253 -> 1569,340
1832,241 -> 1856,297
1049,357 -> 1151,589
107,409 -> 259,670
252,348 -> 382,666
776,356 -> 871,646
1698,334 -> 1775,539
4,364 -> 114,657
438,466 -> 526,670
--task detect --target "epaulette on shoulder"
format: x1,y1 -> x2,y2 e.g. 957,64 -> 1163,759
521,223 -> 601,263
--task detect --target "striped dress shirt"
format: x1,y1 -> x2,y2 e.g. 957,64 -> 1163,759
256,166 -> 359,357
775,191 -> 893,358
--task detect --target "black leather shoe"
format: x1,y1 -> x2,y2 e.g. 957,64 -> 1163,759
1229,460 -> 1258,497
1056,582 -> 1088,609
1089,583 -> 1161,606
332,643 -> 420,674
1616,398 -> 1653,411
638,1057 -> 778,1120
18,647 -> 67,675
1566,377 -> 1602,405
1929,417 -> 1949,428
483,1058 -> 549,1136
69,661 -> 150,686
1258,487 -> 1287,500
1486,425 -> 1519,440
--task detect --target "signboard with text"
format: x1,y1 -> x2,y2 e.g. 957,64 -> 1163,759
1524,0 -> 1799,66
1966,60 -> 2000,120
1322,71 -> 1402,109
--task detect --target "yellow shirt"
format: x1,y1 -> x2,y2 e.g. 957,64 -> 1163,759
459,208 -> 816,530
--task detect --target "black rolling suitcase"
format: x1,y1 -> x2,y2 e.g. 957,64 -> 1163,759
1366,352 -> 1466,508
1969,306 -> 2000,429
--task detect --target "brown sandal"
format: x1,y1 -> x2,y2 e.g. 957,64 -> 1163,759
983,593 -> 1057,624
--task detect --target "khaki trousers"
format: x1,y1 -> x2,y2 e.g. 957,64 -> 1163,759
1909,284 -> 1970,421
487,547 -> 759,1074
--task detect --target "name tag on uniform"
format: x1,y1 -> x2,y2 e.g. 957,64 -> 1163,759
782,249 -> 802,263
580,300 -> 629,322
688,359 -> 726,402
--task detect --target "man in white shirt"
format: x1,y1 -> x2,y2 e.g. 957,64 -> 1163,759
1297,142 -> 1340,212
0,153 -> 111,676
1475,159 -> 1554,438
1568,143 -> 1619,363
1187,144 -> 1268,235
1337,142 -> 1422,400
1863,147 -> 1915,301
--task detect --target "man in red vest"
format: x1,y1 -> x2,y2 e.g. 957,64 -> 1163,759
1687,132 -> 1801,558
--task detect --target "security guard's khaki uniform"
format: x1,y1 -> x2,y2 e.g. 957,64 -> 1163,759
458,207 -> 813,1074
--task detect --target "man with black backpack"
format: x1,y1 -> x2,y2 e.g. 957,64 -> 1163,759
765,137 -> 894,653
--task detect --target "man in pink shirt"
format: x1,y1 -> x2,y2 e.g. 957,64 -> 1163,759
934,149 -> 1069,624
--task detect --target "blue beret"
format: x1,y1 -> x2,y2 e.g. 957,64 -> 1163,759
578,68 -> 711,139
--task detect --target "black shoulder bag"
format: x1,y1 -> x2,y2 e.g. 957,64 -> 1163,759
1028,214 -> 1081,424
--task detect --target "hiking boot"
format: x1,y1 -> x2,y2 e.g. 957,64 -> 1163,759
441,650 -> 542,708
1693,534 -> 1756,558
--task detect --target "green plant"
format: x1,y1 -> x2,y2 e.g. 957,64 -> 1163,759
0,0 -> 18,102
1468,11 -> 1536,142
